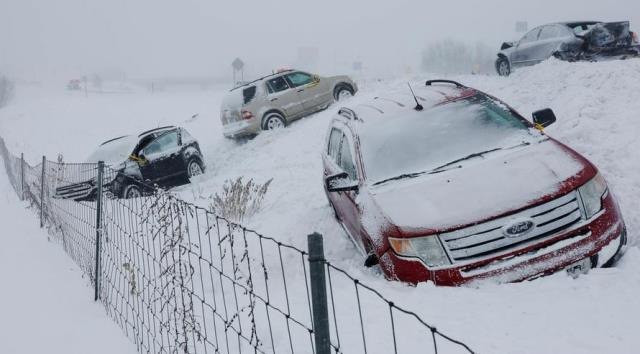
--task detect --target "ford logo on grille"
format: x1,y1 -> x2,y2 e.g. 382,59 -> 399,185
502,219 -> 535,238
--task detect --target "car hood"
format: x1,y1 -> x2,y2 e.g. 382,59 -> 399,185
370,139 -> 592,233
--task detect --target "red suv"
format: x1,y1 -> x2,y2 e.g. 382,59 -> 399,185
323,80 -> 627,286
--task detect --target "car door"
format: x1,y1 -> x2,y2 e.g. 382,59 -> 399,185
265,75 -> 305,119
324,126 -> 366,252
138,130 -> 182,184
511,27 -> 542,67
536,24 -> 574,60
284,71 -> 332,113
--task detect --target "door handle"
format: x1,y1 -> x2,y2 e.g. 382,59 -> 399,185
297,89 -> 304,93
270,97 -> 278,102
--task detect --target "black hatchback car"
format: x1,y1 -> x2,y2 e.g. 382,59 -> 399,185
55,126 -> 205,200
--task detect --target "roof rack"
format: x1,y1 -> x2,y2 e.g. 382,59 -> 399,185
338,107 -> 360,121
138,126 -> 176,137
230,70 -> 294,91
425,79 -> 467,88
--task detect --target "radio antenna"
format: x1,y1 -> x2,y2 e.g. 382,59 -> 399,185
407,83 -> 423,111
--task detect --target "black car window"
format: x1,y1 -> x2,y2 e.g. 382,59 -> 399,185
285,72 -> 314,88
143,131 -> 178,156
339,133 -> 357,180
266,76 -> 290,93
328,127 -> 342,162
520,28 -> 541,44
243,86 -> 257,104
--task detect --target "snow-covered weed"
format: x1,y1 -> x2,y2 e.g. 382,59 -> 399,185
210,177 -> 272,223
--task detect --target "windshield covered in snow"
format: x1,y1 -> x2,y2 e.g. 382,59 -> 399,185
360,94 -> 538,185
569,23 -> 599,35
85,135 -> 139,164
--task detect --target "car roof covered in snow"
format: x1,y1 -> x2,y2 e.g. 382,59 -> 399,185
337,81 -> 478,124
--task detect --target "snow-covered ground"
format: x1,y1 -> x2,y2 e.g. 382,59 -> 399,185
1,59 -> 639,353
0,156 -> 136,353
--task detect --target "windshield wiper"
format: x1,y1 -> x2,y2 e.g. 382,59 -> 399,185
428,147 -> 503,174
373,147 -> 508,187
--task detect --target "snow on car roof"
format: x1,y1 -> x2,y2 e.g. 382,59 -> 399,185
340,83 -> 477,123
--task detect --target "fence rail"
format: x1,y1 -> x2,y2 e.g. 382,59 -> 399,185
0,136 -> 475,354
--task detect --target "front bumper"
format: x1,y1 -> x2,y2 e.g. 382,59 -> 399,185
222,118 -> 260,138
381,192 -> 626,286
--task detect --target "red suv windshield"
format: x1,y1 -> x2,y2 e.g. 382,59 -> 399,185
360,94 -> 538,185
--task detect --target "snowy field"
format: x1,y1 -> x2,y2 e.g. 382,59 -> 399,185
1,59 -> 639,353
0,155 -> 136,353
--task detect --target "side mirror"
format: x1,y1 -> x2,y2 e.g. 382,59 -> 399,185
501,41 -> 514,50
313,74 -> 320,82
532,108 -> 557,129
325,172 -> 358,192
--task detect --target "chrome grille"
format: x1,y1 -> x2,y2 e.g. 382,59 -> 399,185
54,182 -> 94,201
440,191 -> 582,263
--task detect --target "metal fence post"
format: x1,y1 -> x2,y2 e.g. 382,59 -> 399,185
308,232 -> 331,354
94,161 -> 104,301
39,156 -> 46,228
20,153 -> 24,201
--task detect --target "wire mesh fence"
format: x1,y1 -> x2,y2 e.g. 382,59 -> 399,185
0,136 -> 475,354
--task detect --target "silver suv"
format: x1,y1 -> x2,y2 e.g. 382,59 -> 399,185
220,69 -> 357,138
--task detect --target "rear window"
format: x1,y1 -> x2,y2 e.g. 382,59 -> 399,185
243,86 -> 257,104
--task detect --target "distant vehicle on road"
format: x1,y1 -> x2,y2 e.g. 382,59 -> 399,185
496,21 -> 640,76
220,69 -> 357,138
55,126 -> 205,200
323,79 -> 627,286
67,79 -> 82,90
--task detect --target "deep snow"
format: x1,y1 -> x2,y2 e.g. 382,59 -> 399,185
0,156 -> 136,353
1,58 -> 639,353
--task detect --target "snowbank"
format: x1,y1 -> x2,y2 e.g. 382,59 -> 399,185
0,155 -> 136,354
0,58 -> 639,353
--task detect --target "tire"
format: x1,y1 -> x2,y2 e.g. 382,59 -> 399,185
496,57 -> 511,76
187,158 -> 204,178
334,85 -> 354,101
122,183 -> 143,199
262,112 -> 286,130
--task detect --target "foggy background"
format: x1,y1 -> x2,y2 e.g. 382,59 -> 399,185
1,0 -> 639,81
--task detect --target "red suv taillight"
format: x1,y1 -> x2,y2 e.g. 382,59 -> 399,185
241,110 -> 254,120
632,31 -> 639,44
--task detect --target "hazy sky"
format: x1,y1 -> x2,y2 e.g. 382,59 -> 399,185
1,0 -> 639,80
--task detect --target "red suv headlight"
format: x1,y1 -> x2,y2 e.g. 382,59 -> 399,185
389,236 -> 451,267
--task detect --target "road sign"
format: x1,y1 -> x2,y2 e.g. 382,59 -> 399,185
232,58 -> 244,71
515,21 -> 528,33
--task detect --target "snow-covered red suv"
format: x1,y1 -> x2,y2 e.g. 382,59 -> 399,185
322,80 -> 627,285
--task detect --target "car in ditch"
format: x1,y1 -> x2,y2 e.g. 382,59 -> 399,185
496,21 -> 640,76
220,69 -> 357,138
322,79 -> 627,286
54,126 -> 205,200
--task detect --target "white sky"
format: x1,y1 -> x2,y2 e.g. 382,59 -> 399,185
1,0 -> 639,80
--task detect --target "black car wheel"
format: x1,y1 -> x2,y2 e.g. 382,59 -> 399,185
187,159 -> 204,178
123,184 -> 143,199
263,113 -> 286,130
334,85 -> 354,101
496,57 -> 511,76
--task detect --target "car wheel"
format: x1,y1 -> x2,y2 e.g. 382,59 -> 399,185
187,159 -> 204,178
263,113 -> 286,130
496,57 -> 511,76
122,184 -> 142,199
334,85 -> 354,101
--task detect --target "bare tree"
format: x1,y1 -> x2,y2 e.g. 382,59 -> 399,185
0,75 -> 14,108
